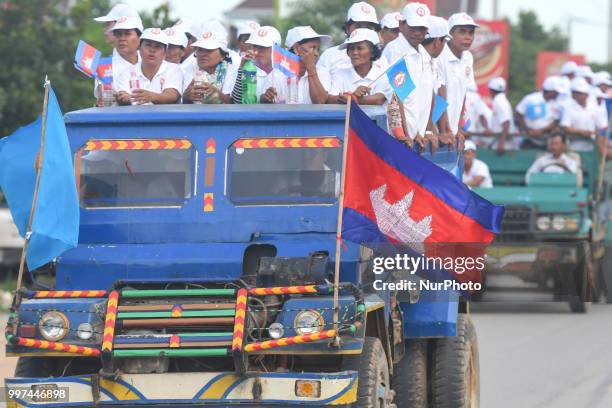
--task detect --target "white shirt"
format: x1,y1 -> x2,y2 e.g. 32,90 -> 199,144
516,91 -> 560,130
489,92 -> 517,149
94,49 -> 140,97
463,158 -> 493,188
182,61 -> 239,95
383,35 -> 434,138
317,45 -> 352,81
437,45 -> 475,134
294,69 -> 331,104
560,98 -> 600,151
330,60 -> 392,114
465,90 -> 491,133
115,60 -> 183,104
526,153 -> 579,180
257,67 -> 290,103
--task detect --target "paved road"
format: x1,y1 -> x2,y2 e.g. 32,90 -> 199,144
2,303 -> 612,408
472,301 -> 612,408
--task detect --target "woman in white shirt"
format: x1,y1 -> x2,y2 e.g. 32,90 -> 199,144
327,29 -> 392,107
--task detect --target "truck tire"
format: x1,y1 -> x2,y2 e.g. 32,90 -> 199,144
342,336 -> 395,408
391,339 -> 428,408
603,247 -> 612,303
432,314 -> 479,408
568,243 -> 591,313
14,357 -> 55,377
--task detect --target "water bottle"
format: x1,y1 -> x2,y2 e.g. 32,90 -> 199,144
241,60 -> 258,104
193,69 -> 207,104
128,70 -> 140,105
286,75 -> 299,104
101,83 -> 116,107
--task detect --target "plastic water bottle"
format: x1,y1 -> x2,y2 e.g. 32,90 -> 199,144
286,75 -> 299,104
241,60 -> 258,104
128,70 -> 140,105
193,69 -> 207,104
101,83 -> 116,107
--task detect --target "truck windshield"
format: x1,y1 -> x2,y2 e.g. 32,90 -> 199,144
77,140 -> 194,208
229,138 -> 341,205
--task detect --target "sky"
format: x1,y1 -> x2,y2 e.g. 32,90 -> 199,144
123,0 -> 611,63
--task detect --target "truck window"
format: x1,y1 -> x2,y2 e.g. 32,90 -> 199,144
76,140 -> 194,208
229,137 -> 342,205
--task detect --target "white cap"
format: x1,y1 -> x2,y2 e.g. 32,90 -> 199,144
140,28 -> 168,45
542,76 -> 562,92
109,16 -> 144,33
237,21 -> 260,38
593,72 -> 612,86
94,3 -> 139,22
576,65 -> 594,80
192,22 -> 229,53
425,16 -> 451,40
285,26 -> 331,49
464,140 -> 477,151
380,12 -> 403,29
173,18 -> 203,39
594,87 -> 606,99
402,2 -> 431,28
164,27 -> 188,48
448,12 -> 480,30
560,60 -> 578,75
246,26 -> 282,47
570,77 -> 591,94
339,28 -> 380,49
488,77 -> 506,92
346,2 -> 379,24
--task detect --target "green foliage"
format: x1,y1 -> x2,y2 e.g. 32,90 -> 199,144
508,11 -> 568,105
140,1 -> 174,29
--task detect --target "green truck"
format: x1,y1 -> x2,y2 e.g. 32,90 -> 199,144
474,138 -> 610,312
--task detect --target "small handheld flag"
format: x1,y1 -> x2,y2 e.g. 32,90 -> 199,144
74,40 -> 101,78
386,58 -> 415,102
272,45 -> 301,77
432,94 -> 449,123
96,56 -> 113,84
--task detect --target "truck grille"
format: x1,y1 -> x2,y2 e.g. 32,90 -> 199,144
496,206 -> 534,242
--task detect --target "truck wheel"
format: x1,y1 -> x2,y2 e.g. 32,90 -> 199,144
342,336 -> 394,408
391,339 -> 428,408
603,247 -> 612,303
14,357 -> 55,377
568,243 -> 591,313
432,314 -> 479,408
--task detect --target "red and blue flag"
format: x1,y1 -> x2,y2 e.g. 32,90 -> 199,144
341,101 -> 504,284
272,45 -> 300,77
74,40 -> 101,78
96,56 -> 113,84
386,58 -> 415,102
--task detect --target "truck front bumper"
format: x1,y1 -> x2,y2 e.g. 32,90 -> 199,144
5,371 -> 357,407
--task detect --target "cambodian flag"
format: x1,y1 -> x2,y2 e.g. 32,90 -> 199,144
272,45 -> 300,77
341,101 -> 504,284
386,58 -> 415,102
74,40 -> 101,78
96,56 -> 113,84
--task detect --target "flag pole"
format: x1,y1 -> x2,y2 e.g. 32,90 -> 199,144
332,97 -> 352,344
14,77 -> 51,308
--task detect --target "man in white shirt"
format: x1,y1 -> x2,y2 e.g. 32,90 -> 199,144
382,3 -> 433,147
487,77 -> 516,154
436,12 -> 479,140
317,2 -> 381,80
285,26 -> 332,104
463,140 -> 493,188
464,84 -> 492,135
379,12 -> 403,49
561,77 -> 605,151
526,133 -> 579,183
515,76 -> 562,148
115,28 -> 183,105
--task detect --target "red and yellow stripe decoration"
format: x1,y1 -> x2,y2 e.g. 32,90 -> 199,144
204,193 -> 214,212
102,290 -> 119,352
170,334 -> 180,348
84,139 -> 192,151
249,285 -> 318,296
244,329 -> 337,352
234,137 -> 340,149
15,337 -> 100,357
27,290 -> 107,299
231,289 -> 247,352
206,138 -> 216,154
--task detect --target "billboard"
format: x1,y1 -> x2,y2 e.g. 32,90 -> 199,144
472,20 -> 509,95
536,51 -> 586,88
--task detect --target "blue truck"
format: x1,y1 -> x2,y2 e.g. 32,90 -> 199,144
5,105 -> 478,407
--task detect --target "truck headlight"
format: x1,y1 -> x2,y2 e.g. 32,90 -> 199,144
294,310 -> 324,335
77,323 -> 94,340
268,322 -> 284,339
39,311 -> 68,342
536,216 -> 551,231
552,216 -> 566,231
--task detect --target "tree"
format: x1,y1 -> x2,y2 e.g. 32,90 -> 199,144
508,11 -> 568,105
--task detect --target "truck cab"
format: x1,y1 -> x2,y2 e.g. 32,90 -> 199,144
5,105 -> 478,407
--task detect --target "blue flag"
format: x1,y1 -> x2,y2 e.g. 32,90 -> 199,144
0,87 -> 79,270
432,94 -> 449,123
386,58 -> 415,101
